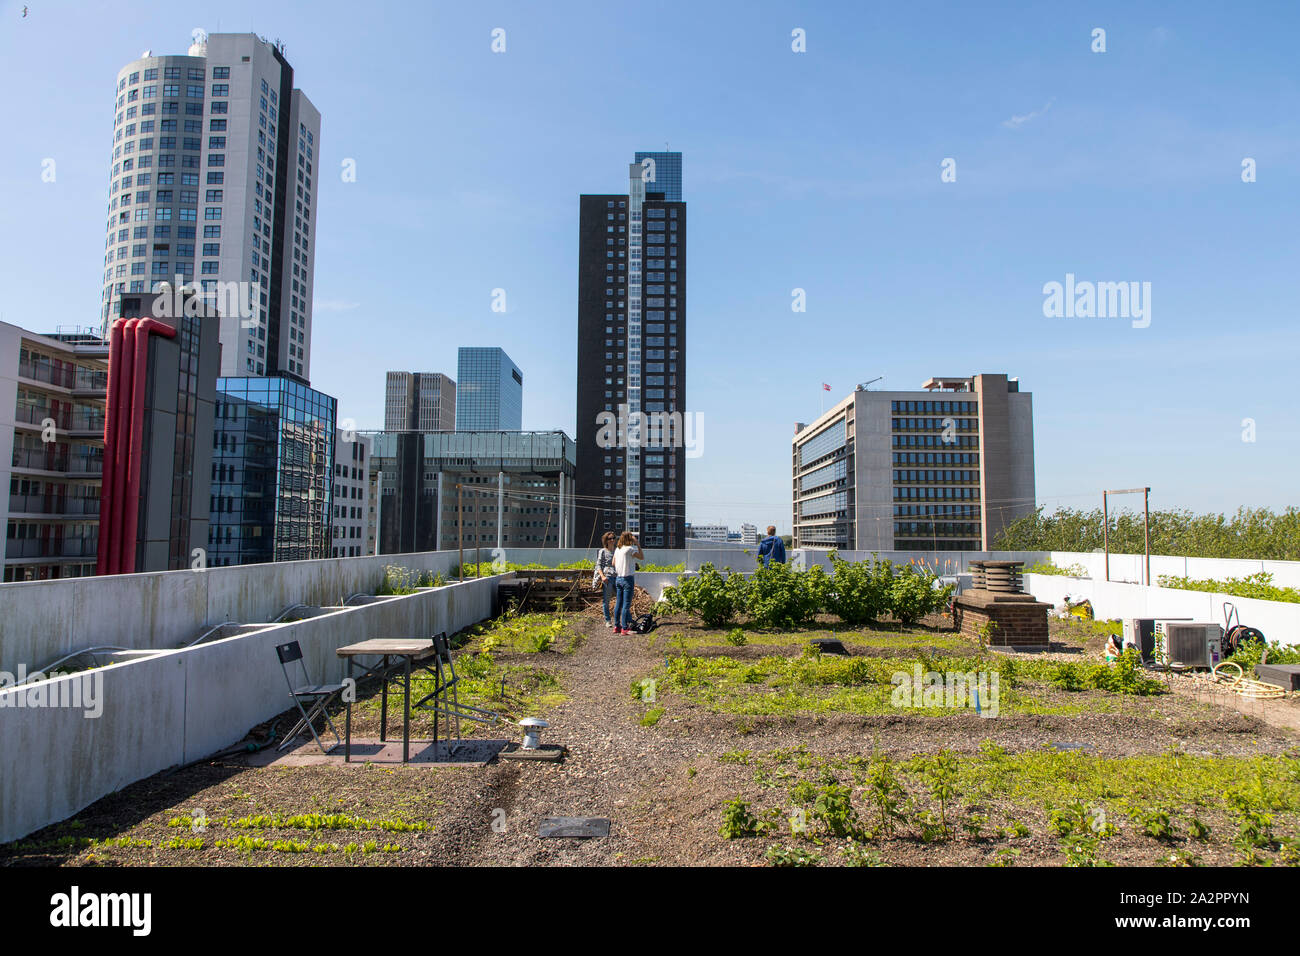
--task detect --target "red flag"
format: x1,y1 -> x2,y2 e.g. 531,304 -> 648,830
821,383 -> 831,391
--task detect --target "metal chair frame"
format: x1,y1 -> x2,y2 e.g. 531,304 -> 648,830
275,640 -> 344,753
413,632 -> 499,756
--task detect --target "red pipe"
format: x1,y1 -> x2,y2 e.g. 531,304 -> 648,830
96,320 -> 126,576
107,319 -> 138,574
119,318 -> 175,573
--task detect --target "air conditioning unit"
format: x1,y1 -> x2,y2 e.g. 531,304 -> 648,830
1123,618 -> 1157,663
1163,623 -> 1223,669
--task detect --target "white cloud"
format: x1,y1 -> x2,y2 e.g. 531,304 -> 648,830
1001,98 -> 1055,129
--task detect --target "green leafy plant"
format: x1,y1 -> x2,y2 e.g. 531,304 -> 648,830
726,627 -> 748,646
1049,649 -> 1165,696
1139,808 -> 1177,842
825,552 -> 894,625
765,844 -> 822,867
922,751 -> 959,835
865,753 -> 907,839
1159,571 -> 1300,605
889,564 -> 953,625
718,797 -> 764,839
812,783 -> 863,838
745,561 -> 830,629
661,563 -> 748,627
841,840 -> 886,867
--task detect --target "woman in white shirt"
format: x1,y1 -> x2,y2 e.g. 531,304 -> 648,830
611,531 -> 644,634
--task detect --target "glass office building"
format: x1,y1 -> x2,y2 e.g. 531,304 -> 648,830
455,347 -> 522,430
209,375 -> 335,565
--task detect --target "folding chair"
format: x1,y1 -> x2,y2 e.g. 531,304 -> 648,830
414,632 -> 500,756
275,640 -> 345,753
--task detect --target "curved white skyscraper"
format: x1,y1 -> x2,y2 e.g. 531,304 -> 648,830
101,32 -> 320,382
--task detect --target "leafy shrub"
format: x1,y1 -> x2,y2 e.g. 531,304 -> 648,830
1158,571 -> 1300,605
889,565 -> 953,625
1227,637 -> 1300,670
746,561 -> 829,628
661,563 -> 748,627
825,552 -> 894,625
994,504 -> 1300,562
1024,561 -> 1089,577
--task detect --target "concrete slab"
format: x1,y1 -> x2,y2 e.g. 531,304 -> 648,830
539,817 -> 611,838
243,737 -> 509,768
500,743 -> 565,762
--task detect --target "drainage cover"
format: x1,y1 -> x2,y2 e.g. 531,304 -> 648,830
1048,741 -> 1096,752
539,817 -> 610,839
501,743 -> 564,762
811,639 -> 849,656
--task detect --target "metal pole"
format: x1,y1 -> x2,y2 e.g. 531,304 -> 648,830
497,471 -> 504,552
1144,487 -> 1151,587
1103,491 -> 1110,583
374,471 -> 383,556
457,482 -> 463,582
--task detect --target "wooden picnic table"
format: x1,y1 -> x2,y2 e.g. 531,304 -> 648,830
336,639 -> 435,763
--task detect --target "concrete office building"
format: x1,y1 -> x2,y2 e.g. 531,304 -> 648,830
100,31 -> 320,382
739,522 -> 759,546
368,431 -> 575,556
688,523 -> 729,542
792,374 -> 1035,552
209,375 -> 335,565
575,151 -> 687,549
384,371 -> 455,432
0,323 -> 109,582
455,348 -> 522,431
331,429 -> 371,558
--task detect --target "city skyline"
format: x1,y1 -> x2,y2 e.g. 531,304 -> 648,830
3,2 -> 1298,533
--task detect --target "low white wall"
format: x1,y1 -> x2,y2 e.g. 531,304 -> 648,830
0,575 -> 500,845
0,549 -> 466,676
1047,551 -> 1300,589
1024,573 -> 1300,646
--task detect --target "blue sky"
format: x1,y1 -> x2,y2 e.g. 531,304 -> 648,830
2,0 -> 1297,531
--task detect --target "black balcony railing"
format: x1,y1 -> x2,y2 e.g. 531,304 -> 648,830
8,494 -> 102,517
17,361 -> 74,389
5,536 -> 99,559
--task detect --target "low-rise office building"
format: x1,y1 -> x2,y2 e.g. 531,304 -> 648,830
792,374 -> 1035,552
332,429 -> 371,558
368,430 -> 575,556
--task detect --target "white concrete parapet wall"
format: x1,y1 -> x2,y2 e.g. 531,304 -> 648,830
0,574 -> 500,845
1024,573 -> 1299,646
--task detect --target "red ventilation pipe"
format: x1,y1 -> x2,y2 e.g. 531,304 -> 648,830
119,318 -> 174,573
96,320 -> 126,576
96,317 -> 176,574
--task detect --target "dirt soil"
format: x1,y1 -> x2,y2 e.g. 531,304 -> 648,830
3,609 -> 1297,868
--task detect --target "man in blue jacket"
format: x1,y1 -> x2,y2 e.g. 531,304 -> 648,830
758,526 -> 787,567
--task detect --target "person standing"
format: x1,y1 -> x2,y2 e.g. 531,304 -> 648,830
612,531 -> 644,634
757,525 -> 787,567
592,532 -> 618,628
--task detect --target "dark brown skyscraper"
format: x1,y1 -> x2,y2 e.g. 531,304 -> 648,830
575,152 -> 686,549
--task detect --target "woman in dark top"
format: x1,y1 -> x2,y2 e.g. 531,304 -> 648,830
594,532 -> 618,628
